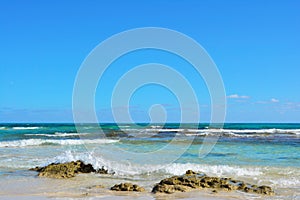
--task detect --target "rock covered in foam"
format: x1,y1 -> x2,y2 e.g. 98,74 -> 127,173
152,170 -> 274,195
111,183 -> 145,192
30,160 -> 109,178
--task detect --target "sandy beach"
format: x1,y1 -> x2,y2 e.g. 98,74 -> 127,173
0,169 -> 298,200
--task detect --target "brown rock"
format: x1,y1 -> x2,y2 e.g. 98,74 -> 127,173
152,170 -> 274,195
38,160 -> 96,178
185,170 -> 196,175
31,160 -> 111,179
29,166 -> 43,172
32,160 -> 108,179
238,182 -> 247,190
256,186 -> 274,195
111,183 -> 145,192
96,166 -> 109,174
87,185 -> 105,189
152,184 -> 190,194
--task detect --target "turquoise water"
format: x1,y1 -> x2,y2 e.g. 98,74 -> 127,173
0,123 -> 299,167
0,123 -> 299,199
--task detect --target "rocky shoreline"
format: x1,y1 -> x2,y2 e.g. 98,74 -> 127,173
30,160 -> 274,196
30,160 -> 109,178
152,169 -> 274,195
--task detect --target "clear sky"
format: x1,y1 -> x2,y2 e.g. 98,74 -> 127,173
1,0 -> 300,123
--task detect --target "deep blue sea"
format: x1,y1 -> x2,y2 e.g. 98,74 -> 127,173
0,123 -> 299,199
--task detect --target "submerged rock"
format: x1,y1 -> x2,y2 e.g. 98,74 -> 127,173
87,185 -> 105,189
96,166 -> 110,174
152,170 -> 274,195
111,183 -> 145,192
152,184 -> 190,193
104,130 -> 128,137
246,185 -> 274,195
29,166 -> 44,172
31,160 -> 109,179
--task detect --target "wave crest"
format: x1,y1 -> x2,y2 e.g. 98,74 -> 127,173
0,138 -> 119,147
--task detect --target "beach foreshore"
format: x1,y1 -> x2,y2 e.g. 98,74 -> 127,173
0,180 -> 241,199
0,192 -> 249,200
0,169 -> 293,200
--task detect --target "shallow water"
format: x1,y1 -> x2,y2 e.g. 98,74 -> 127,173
0,123 -> 299,199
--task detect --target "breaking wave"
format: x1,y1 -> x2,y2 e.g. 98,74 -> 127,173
0,138 -> 119,147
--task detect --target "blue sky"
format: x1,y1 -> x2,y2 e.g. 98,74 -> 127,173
1,0 -> 300,123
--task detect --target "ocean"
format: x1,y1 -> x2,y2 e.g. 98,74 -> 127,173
0,123 -> 299,199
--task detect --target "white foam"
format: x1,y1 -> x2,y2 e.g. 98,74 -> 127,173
51,151 -> 263,177
95,160 -> 299,187
25,134 -> 53,137
151,125 -> 161,128
118,125 -> 130,128
184,129 -> 203,133
219,128 -> 300,135
0,138 -> 119,147
162,163 -> 263,177
185,131 -> 254,138
157,128 -> 185,132
182,128 -> 300,137
21,151 -> 299,190
105,127 -> 300,138
12,127 -> 40,130
55,132 -> 81,136
25,132 -> 90,137
105,127 -> 300,137
269,177 -> 300,187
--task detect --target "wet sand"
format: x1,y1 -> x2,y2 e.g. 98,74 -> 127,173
1,172 -> 297,200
